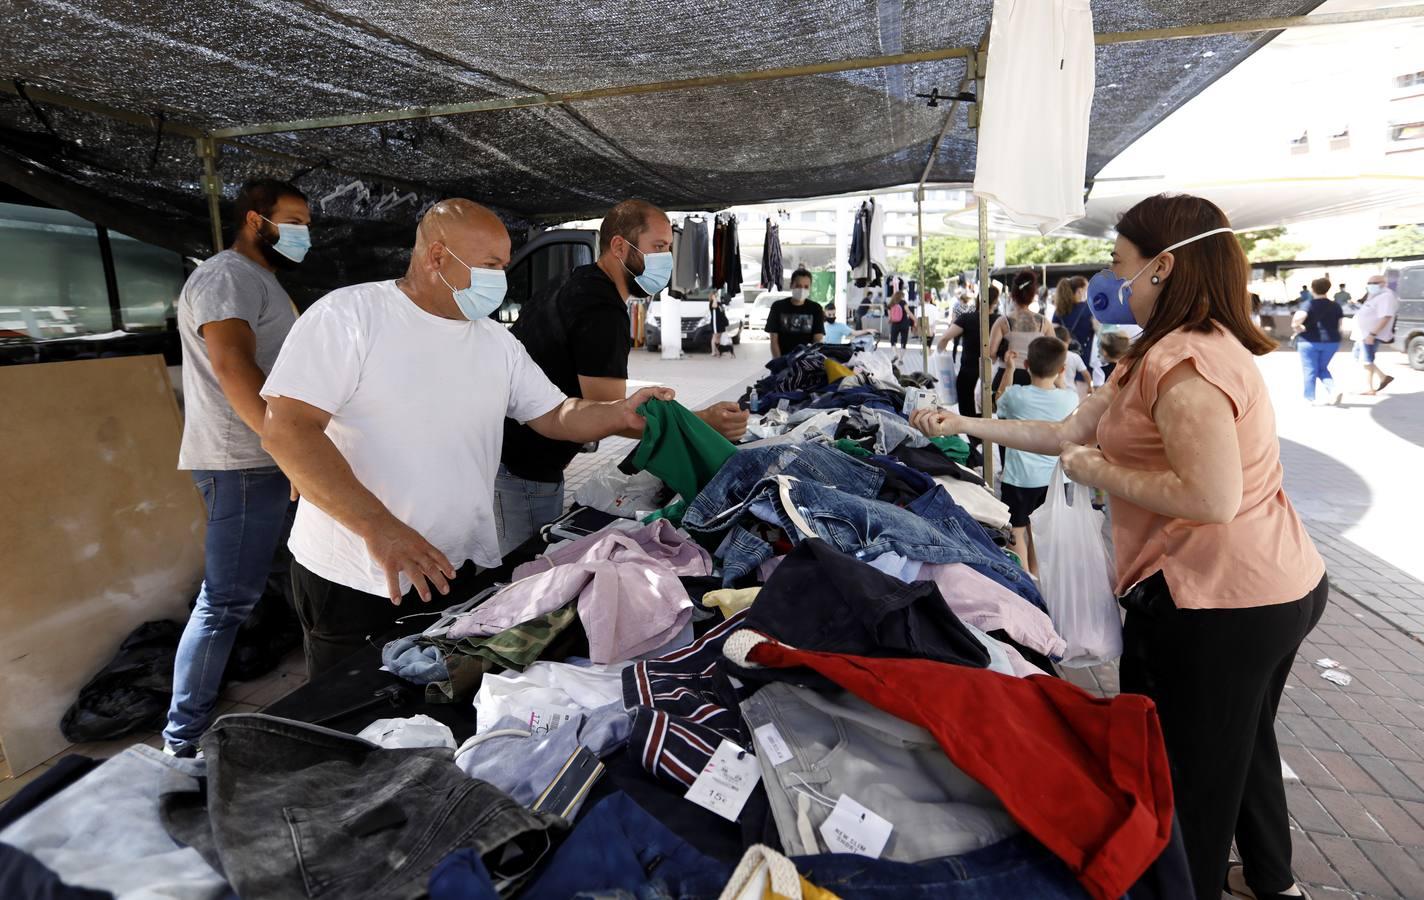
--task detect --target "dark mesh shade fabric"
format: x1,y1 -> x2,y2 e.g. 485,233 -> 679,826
1,0 -> 1320,268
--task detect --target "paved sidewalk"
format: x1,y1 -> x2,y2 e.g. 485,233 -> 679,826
1268,347 -> 1424,642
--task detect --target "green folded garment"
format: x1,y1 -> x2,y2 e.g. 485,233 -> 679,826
928,434 -> 971,465
832,438 -> 873,459
627,398 -> 737,524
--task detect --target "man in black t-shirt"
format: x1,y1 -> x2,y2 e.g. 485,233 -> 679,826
495,199 -> 749,556
766,268 -> 825,357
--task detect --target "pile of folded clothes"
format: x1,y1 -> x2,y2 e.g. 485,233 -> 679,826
0,353 -> 1192,900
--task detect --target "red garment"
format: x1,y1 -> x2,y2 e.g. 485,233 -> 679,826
742,636 -> 1173,900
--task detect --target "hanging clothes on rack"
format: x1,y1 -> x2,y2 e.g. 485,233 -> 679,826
850,200 -> 885,288
760,219 -> 783,290
712,216 -> 726,294
675,215 -> 710,292
715,212 -> 742,299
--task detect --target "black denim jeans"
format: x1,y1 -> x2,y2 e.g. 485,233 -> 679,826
161,713 -> 563,900
1119,572 -> 1328,900
723,538 -> 989,690
292,560 -> 488,679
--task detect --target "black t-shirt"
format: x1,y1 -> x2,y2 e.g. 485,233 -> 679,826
1301,297 -> 1344,344
501,264 -> 630,483
954,310 -> 1001,368
766,299 -> 824,355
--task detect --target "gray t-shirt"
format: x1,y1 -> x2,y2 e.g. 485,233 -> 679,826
177,250 -> 296,470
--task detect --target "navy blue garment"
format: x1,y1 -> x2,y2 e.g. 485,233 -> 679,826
749,389 -> 810,415
796,833 -> 1090,899
429,792 -> 730,900
0,844 -> 113,900
722,539 -> 990,692
806,386 -> 901,416
1059,302 -> 1096,371
754,345 -> 828,398
865,454 -> 938,504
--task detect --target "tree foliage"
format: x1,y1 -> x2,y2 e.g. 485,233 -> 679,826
1359,225 -> 1424,258
1235,227 -> 1307,263
890,234 -> 1112,292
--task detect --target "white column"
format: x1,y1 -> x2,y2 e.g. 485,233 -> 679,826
833,204 -> 848,321
660,290 -> 681,360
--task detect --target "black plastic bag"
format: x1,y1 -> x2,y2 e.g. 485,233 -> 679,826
60,619 -> 181,742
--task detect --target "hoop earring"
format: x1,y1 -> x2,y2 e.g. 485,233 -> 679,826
1150,275 -> 1161,285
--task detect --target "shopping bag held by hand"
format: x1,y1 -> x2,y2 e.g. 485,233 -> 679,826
1030,463 -> 1122,667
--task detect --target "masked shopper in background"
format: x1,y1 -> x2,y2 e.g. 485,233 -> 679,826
914,194 -> 1327,900
165,179 -> 312,757
494,200 -> 748,557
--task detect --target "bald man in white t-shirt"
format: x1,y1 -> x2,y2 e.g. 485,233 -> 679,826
261,200 -> 672,675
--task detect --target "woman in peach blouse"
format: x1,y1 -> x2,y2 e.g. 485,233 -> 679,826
914,194 -> 1327,900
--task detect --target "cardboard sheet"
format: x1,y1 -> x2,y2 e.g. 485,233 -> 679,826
0,356 -> 204,773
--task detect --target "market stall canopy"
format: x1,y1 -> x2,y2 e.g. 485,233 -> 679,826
941,173 -> 1424,238
1,0 -> 1322,266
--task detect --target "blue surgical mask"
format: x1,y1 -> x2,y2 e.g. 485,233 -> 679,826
439,248 -> 507,321
622,242 -> 673,297
260,216 -> 312,263
1087,226 -> 1234,325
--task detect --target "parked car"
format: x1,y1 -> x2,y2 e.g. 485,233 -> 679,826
493,228 -> 599,326
747,291 -> 791,333
645,292 -> 745,353
1395,263 -> 1424,371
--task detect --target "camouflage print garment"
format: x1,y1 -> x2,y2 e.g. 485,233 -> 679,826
422,604 -> 581,703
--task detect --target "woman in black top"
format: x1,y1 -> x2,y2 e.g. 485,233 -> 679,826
709,294 -> 731,357
1292,276 -> 1344,405
935,286 -> 1002,418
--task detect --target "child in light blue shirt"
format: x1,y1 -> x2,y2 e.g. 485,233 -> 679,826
994,336 -> 1079,576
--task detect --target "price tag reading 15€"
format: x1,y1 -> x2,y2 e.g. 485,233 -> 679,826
685,739 -> 762,822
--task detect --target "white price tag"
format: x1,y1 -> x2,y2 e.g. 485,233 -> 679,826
754,722 -> 794,767
524,706 -> 577,736
685,740 -> 762,822
819,794 -> 893,859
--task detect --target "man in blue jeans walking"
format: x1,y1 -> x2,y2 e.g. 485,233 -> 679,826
165,179 -> 313,756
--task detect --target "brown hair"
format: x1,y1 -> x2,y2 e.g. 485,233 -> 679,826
1114,194 -> 1274,383
600,199 -> 666,252
1310,276 -> 1332,296
1026,336 -> 1068,379
1053,275 -> 1088,320
1009,268 -> 1039,309
1098,330 -> 1130,361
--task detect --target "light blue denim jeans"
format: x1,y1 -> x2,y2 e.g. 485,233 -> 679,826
164,466 -> 292,753
493,465 -> 565,558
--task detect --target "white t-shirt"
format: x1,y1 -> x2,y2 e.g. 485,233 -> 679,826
973,0 -> 1095,233
1355,289 -> 1400,342
261,280 -> 567,595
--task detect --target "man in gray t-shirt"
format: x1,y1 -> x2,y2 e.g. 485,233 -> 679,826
165,179 -> 312,756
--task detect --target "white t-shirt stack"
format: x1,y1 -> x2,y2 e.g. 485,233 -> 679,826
261,280 -> 566,596
973,0 -> 1095,234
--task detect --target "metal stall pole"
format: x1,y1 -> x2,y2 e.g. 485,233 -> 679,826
977,196 -> 993,484
917,190 -> 929,373
970,49 -> 994,484
196,137 -> 223,254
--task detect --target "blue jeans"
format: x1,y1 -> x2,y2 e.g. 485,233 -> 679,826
493,465 -> 565,558
164,466 -> 292,753
1297,340 -> 1338,401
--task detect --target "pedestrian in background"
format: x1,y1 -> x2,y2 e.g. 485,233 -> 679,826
1293,276 -> 1343,406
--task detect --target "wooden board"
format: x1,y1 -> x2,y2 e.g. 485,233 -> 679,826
0,356 -> 204,773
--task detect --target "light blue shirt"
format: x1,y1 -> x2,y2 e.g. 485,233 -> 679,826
823,321 -> 853,344
996,384 -> 1079,488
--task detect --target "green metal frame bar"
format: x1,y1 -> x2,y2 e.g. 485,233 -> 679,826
208,46 -> 977,139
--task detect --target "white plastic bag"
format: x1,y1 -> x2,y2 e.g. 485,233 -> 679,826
573,468 -> 665,519
1029,463 -> 1122,667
